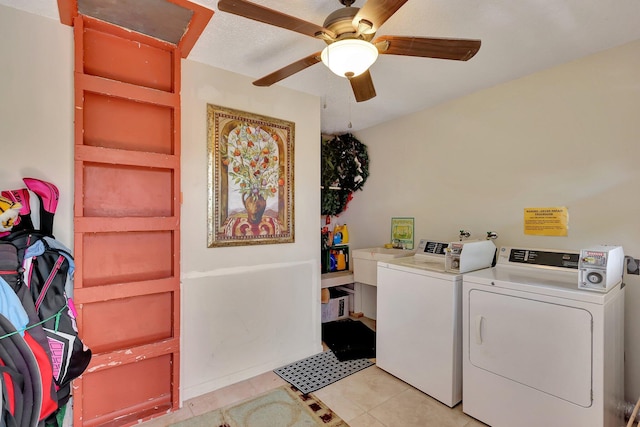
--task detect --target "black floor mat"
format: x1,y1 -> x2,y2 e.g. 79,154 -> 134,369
273,351 -> 373,394
321,318 -> 376,362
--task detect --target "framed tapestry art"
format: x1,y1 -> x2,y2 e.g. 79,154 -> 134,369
207,105 -> 295,247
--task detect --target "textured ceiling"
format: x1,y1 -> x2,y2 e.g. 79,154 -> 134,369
2,0 -> 640,134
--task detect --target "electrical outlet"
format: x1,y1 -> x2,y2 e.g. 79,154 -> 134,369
626,256 -> 640,275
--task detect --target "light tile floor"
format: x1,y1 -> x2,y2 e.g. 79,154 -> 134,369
140,318 -> 488,427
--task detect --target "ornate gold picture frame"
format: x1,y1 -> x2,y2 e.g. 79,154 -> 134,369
207,105 -> 295,247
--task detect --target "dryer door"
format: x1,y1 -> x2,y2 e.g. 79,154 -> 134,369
468,289 -> 593,407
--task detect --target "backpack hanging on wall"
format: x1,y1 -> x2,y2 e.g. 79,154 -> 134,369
0,178 -> 92,426
0,239 -> 59,426
3,231 -> 92,407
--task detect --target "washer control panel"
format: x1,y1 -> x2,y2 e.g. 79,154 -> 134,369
444,240 -> 496,273
445,242 -> 463,271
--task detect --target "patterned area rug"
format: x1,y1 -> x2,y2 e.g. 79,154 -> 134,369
274,350 -> 374,394
169,385 -> 348,427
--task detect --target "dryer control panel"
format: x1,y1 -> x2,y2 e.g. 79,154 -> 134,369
578,245 -> 624,292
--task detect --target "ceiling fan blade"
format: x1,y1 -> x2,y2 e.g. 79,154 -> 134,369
374,35 -> 481,61
218,0 -> 336,39
253,52 -> 322,87
349,70 -> 377,102
353,0 -> 408,32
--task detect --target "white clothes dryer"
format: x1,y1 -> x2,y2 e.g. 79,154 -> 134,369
376,239 -> 496,407
462,246 -> 625,427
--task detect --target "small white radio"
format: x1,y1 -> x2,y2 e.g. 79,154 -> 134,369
578,245 -> 624,292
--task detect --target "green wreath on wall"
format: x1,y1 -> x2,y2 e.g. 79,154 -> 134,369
321,133 -> 370,216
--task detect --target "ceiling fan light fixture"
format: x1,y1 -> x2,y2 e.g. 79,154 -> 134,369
321,39 -> 378,78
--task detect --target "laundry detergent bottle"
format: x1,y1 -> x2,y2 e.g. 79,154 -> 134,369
333,224 -> 349,244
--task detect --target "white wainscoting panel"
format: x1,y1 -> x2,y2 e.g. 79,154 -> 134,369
181,260 -> 321,400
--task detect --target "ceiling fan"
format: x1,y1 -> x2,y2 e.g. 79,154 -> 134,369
217,0 -> 481,102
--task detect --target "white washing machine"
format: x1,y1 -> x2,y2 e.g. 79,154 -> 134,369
376,239 -> 496,407
462,246 -> 625,427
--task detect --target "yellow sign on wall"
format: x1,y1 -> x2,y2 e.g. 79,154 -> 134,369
524,207 -> 568,236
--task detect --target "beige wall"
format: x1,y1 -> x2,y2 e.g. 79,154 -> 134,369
339,39 -> 640,401
179,60 -> 322,399
0,6 -> 74,245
